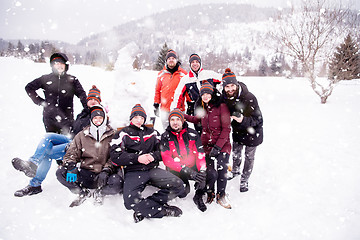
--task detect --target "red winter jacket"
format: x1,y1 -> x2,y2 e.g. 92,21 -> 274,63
154,65 -> 187,112
160,122 -> 206,172
185,94 -> 231,155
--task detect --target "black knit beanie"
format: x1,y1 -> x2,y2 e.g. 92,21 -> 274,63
130,104 -> 147,121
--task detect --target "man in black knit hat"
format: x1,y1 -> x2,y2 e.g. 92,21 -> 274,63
221,68 -> 263,192
110,104 -> 185,223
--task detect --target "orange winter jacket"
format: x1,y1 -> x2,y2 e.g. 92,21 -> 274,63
154,66 -> 187,112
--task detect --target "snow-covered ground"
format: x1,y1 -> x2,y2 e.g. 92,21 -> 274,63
0,57 -> 359,240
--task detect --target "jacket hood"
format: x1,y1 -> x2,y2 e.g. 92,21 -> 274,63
50,52 -> 69,72
89,104 -> 108,141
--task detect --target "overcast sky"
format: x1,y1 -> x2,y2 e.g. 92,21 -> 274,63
1,0 -> 359,44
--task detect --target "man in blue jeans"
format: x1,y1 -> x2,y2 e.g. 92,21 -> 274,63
12,86 -> 103,197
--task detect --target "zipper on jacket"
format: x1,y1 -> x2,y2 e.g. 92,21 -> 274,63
56,74 -> 61,107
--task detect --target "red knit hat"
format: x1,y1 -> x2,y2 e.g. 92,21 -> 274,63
87,85 -> 101,103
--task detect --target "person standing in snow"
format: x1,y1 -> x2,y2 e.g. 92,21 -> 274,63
221,68 -> 263,192
176,53 -> 222,133
185,81 -> 232,209
160,109 -> 209,212
12,86 -> 110,197
25,52 -> 87,134
153,49 -> 187,129
56,105 -> 122,207
110,104 -> 184,223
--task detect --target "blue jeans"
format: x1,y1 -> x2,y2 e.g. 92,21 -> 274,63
29,133 -> 71,187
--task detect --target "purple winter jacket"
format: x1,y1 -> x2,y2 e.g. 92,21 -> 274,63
185,97 -> 231,155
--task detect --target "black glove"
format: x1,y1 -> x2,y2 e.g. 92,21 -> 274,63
97,168 -> 111,188
209,145 -> 221,158
180,166 -> 198,180
181,166 -> 206,183
153,103 -> 160,117
194,170 -> 206,183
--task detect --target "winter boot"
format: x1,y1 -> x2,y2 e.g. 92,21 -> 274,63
216,192 -> 232,209
193,193 -> 207,212
93,189 -> 104,206
69,189 -> 91,207
12,158 -> 37,178
227,166 -> 241,180
206,191 -> 215,204
14,185 -> 42,197
163,204 -> 183,217
240,180 -> 249,192
133,212 -> 145,223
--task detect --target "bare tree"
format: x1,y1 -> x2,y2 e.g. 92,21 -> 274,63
269,0 -> 357,103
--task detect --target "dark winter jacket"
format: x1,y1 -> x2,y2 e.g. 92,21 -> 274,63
222,81 -> 263,147
110,124 -> 161,173
71,107 -> 91,136
25,53 -> 87,130
62,125 -> 115,174
185,91 -> 231,155
160,122 -> 206,172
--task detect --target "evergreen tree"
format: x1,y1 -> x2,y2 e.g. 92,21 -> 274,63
154,42 -> 169,71
16,40 -> 24,57
258,57 -> 268,76
243,46 -> 252,61
269,54 -> 282,76
7,42 -> 15,56
329,34 -> 360,80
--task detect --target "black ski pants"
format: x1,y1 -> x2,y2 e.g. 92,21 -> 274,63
206,152 -> 230,196
56,167 -> 123,195
123,168 -> 185,219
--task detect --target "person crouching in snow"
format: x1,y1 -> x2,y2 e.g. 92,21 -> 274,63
56,105 -> 123,207
160,109 -> 209,212
110,104 -> 185,223
184,81 -> 232,209
12,85 -> 104,197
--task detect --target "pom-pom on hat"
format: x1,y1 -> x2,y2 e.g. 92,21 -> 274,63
222,68 -> 238,86
168,108 -> 185,123
130,104 -> 147,121
166,49 -> 178,60
87,85 -> 101,103
200,81 -> 214,96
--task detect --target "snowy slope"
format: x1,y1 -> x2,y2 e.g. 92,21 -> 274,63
0,57 -> 359,240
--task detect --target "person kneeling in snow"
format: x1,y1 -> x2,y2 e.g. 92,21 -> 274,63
56,105 -> 123,207
160,109 -> 209,212
110,104 -> 185,223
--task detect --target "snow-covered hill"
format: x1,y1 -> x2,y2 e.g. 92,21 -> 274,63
0,57 -> 360,240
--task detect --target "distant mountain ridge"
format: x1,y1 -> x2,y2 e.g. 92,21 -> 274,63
77,3 -> 277,52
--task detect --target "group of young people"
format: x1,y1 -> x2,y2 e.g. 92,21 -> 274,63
12,50 -> 263,223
